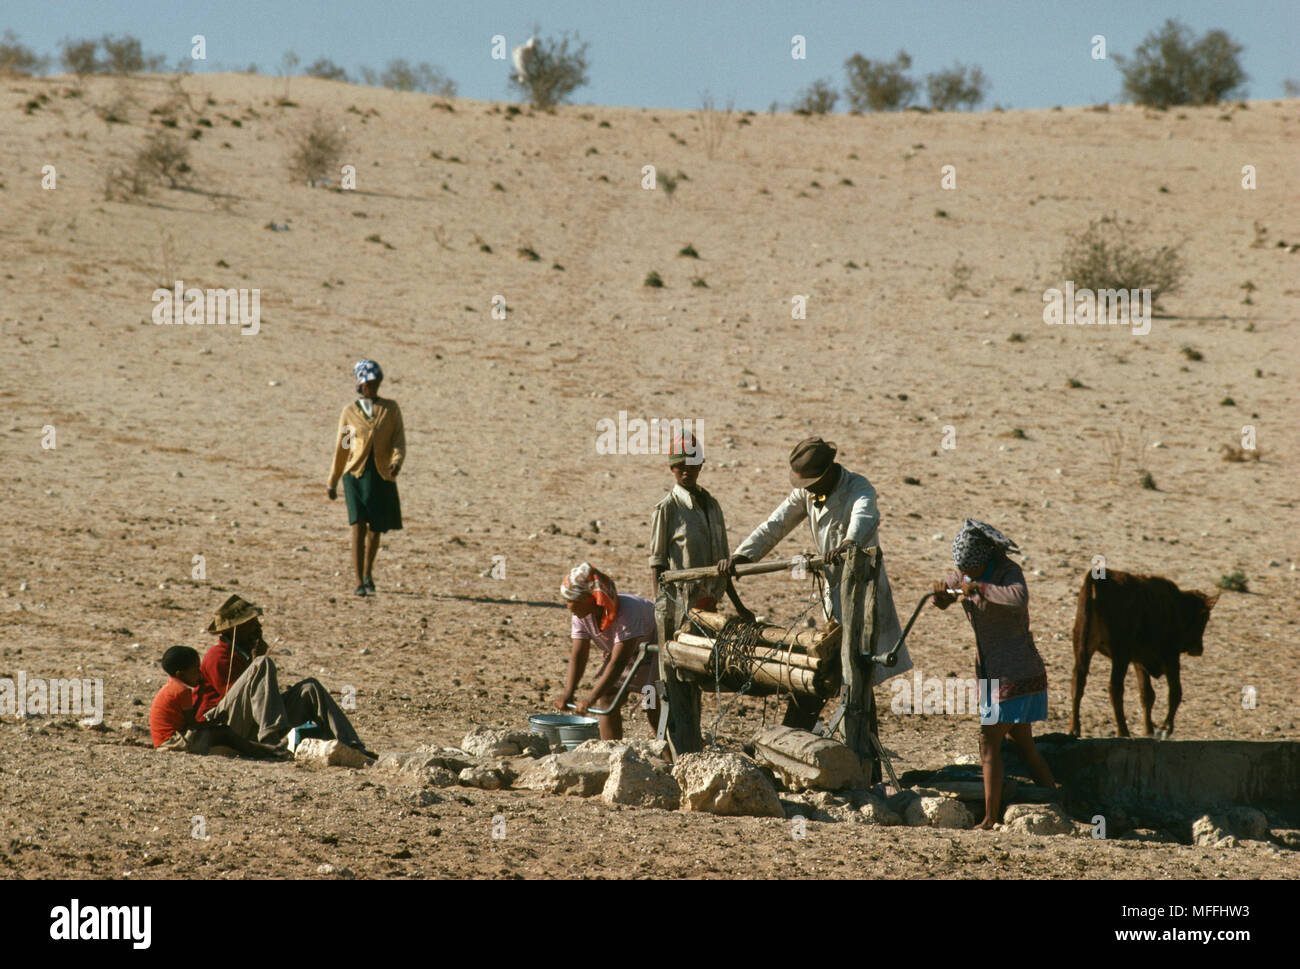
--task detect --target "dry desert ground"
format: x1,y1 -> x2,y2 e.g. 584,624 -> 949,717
1,73 -> 1298,878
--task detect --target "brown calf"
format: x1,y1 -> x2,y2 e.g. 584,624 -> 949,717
1069,569 -> 1217,738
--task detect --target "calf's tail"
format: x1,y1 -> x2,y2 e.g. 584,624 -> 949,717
1073,570 -> 1094,660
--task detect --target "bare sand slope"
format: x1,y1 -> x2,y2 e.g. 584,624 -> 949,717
1,73 -> 1297,878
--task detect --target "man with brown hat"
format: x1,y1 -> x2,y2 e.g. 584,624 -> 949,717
195,594 -> 374,758
719,437 -> 910,727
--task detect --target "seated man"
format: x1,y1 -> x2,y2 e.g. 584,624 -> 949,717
149,645 -> 284,758
196,595 -> 376,759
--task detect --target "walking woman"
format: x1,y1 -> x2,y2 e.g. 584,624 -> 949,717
327,359 -> 405,597
932,519 -> 1057,828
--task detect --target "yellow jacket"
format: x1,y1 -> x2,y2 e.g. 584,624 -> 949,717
328,398 -> 405,487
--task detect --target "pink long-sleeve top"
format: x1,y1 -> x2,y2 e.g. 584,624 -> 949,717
942,557 -> 1047,701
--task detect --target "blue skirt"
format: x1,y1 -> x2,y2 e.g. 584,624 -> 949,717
981,690 -> 1047,725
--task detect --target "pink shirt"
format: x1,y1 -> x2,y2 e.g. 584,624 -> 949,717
570,594 -> 657,693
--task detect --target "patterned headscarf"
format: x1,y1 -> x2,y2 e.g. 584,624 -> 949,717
354,359 -> 383,389
952,519 -> 1019,575
561,562 -> 619,630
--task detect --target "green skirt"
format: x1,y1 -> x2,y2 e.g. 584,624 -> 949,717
343,452 -> 402,533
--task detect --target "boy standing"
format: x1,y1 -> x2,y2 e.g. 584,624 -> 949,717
648,432 -> 752,634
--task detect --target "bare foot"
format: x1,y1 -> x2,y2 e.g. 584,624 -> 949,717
977,819 -> 996,830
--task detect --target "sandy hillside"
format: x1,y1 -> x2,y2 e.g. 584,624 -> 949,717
1,72 -> 1298,879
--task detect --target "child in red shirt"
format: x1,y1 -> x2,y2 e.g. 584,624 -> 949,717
149,646 -> 283,758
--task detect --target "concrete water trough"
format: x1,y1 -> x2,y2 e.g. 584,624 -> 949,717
1033,734 -> 1300,826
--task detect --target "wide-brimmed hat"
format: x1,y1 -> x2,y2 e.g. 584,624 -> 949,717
205,594 -> 262,634
789,437 -> 838,488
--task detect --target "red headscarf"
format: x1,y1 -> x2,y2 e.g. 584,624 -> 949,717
560,562 -> 619,630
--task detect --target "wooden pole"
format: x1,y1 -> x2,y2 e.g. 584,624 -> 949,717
839,547 -> 880,778
662,640 -> 829,697
661,557 -> 826,585
686,609 -> 840,657
674,631 -> 824,672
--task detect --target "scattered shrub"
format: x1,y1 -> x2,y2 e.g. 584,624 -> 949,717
509,30 -> 590,109
136,130 -> 192,187
305,58 -> 350,82
697,92 -> 733,160
1220,443 -> 1260,463
103,160 -> 149,200
1058,214 -> 1185,308
1216,570 -> 1248,592
843,51 -> 918,112
644,270 -> 664,288
678,244 -> 699,258
287,114 -> 349,185
926,63 -> 989,110
1115,18 -> 1248,107
0,30 -> 49,76
100,34 -> 165,74
61,37 -> 100,76
944,259 -> 977,299
793,78 -> 838,115
362,58 -> 457,96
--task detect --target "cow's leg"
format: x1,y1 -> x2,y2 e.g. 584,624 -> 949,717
1158,664 -> 1182,739
1136,666 -> 1156,737
1069,647 -> 1092,737
1107,660 -> 1131,738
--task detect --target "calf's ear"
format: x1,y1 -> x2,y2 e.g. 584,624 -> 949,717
1202,591 -> 1220,610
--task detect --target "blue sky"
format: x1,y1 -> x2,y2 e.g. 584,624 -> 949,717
10,1 -> 1298,109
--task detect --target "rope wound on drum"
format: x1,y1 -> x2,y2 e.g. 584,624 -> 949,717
707,616 -> 765,688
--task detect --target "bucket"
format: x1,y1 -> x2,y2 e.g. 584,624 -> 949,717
529,713 -> 600,750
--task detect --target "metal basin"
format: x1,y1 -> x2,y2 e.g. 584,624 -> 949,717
529,713 -> 600,750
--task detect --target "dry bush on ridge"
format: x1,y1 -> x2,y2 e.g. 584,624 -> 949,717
696,92 -> 734,159
508,31 -> 590,109
287,114 -> 350,185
